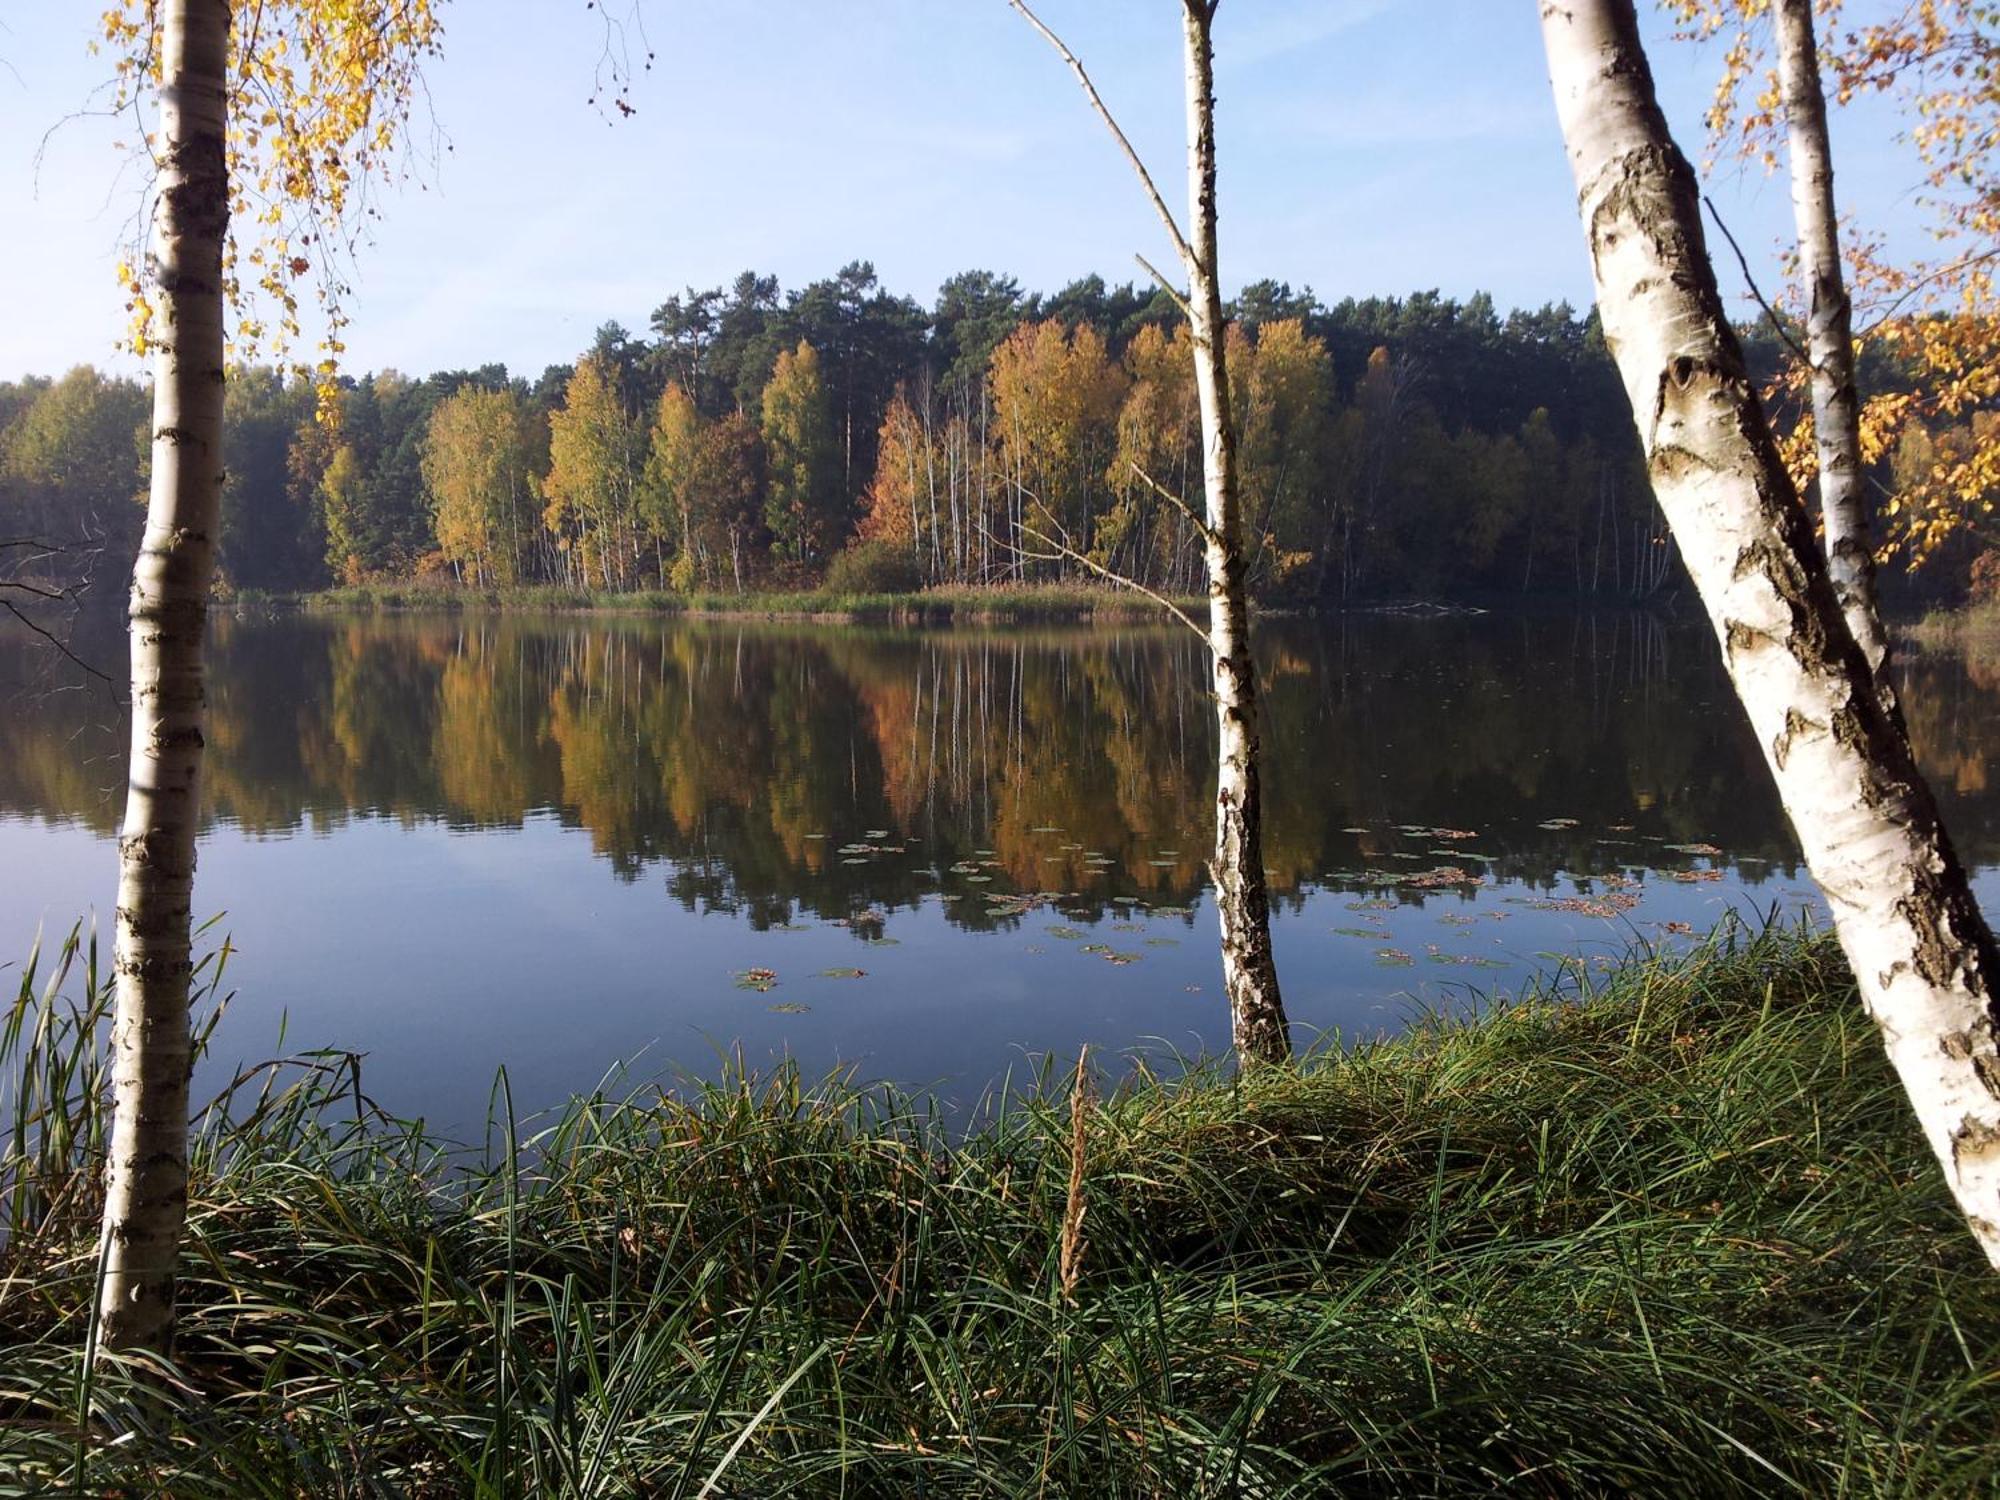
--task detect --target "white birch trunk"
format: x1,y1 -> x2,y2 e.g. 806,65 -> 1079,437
1541,0 -> 2000,1265
1773,0 -> 1887,675
98,0 -> 230,1350
1183,1 -> 1290,1065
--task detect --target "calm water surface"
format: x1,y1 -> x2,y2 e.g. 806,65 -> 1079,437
4,611 -> 1996,1134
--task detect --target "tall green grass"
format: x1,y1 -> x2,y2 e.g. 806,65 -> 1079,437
3,918 -> 1996,1496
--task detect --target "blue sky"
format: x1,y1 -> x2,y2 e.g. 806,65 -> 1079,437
0,1 -> 1930,381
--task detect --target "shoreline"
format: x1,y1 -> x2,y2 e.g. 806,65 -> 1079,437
6,920 -> 1996,1491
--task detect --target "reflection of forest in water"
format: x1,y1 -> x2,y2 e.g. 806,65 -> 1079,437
4,611 -> 1998,922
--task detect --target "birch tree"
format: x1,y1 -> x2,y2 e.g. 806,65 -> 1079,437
96,0 -> 444,1353
1540,0 -> 2000,1264
1772,0 -> 1887,673
97,0 -> 231,1355
1009,0 -> 1291,1065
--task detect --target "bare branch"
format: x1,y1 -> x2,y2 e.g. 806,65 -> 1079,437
1133,252 -> 1191,319
1125,459 -> 1218,546
0,598 -> 122,699
992,517 -> 1211,643
1704,195 -> 1814,369
1006,0 -> 1194,270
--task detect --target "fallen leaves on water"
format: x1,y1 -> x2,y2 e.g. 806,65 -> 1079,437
817,967 -> 866,979
734,968 -> 779,992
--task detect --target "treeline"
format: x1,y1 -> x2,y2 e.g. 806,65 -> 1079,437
1,263 -> 1969,604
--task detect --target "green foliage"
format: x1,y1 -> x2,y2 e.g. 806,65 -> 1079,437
823,538 -> 922,595
14,268 -> 1972,607
4,922 -> 1998,1493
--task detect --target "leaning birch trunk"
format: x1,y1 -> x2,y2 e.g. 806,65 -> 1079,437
1774,0 -> 1889,675
1541,0 -> 2000,1265
1181,1 -> 1290,1065
98,0 -> 230,1352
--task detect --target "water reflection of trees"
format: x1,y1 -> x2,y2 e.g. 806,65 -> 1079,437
8,613 -> 1999,926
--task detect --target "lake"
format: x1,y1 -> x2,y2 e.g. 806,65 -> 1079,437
4,609 -> 1996,1136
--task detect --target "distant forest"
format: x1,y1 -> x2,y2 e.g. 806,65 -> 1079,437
0,263 -> 1969,606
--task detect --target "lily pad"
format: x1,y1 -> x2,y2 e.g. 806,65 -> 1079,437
734,968 -> 779,992
1047,925 -> 1085,941
767,1001 -> 811,1014
817,967 -> 867,979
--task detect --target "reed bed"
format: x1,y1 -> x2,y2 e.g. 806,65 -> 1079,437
275,582 -> 1193,624
2,918 -> 1996,1496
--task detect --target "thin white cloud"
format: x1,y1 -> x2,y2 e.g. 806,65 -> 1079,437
1221,1 -> 1397,67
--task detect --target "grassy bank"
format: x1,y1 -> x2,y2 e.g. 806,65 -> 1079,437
261,581 -> 1198,625
1910,597 -> 2000,647
4,921 -> 1997,1496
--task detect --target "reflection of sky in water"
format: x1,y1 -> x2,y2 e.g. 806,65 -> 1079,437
2,613 -> 1995,1137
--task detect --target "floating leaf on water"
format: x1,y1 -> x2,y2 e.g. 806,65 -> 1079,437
866,829 -> 889,839
1079,943 -> 1113,955
975,849 -> 995,856
965,874 -> 992,884
1538,818 -> 1580,830
804,833 -> 826,840
767,1002 -> 811,1013
865,936 -> 902,947
1663,842 -> 1723,856
1389,852 -> 1424,861
1047,926 -> 1084,941
1183,984 -> 1204,993
1144,937 -> 1179,947
1346,899 -> 1396,911
841,857 -> 869,865
1102,951 -> 1141,965
1110,921 -> 1143,932
770,922 -> 811,933
1671,869 -> 1723,883
1148,905 -> 1192,918
734,968 -> 779,992
1331,926 -> 1384,938
817,967 -> 866,979
1032,825 -> 1062,833
1155,849 -> 1180,856
1148,859 -> 1178,868
1374,948 -> 1415,967
1341,826 -> 1371,835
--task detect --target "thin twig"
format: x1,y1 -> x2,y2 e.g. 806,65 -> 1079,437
1006,0 -> 1194,270
1134,253 -> 1191,319
1126,460 -> 1218,546
1703,195 -> 1814,368
1001,519 -> 1211,643
0,599 -> 121,698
